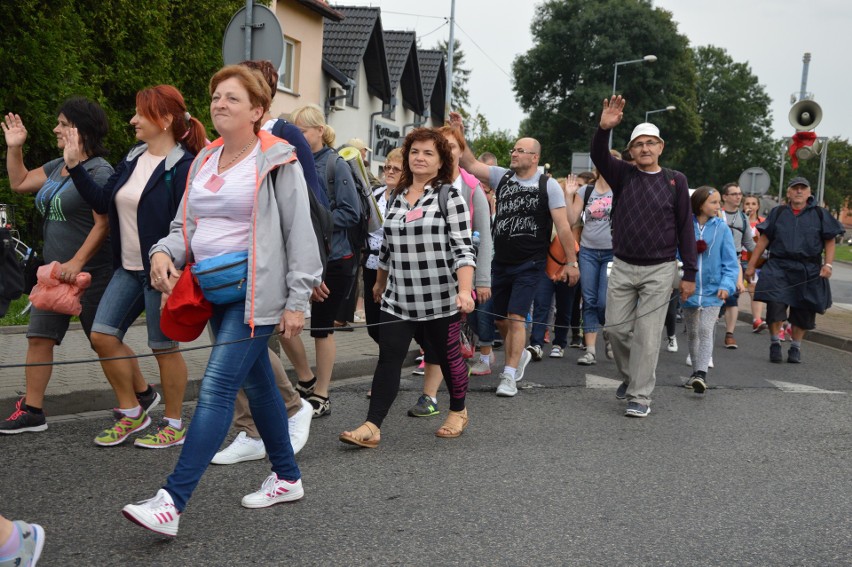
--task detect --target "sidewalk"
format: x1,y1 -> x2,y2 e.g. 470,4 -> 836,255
0,320 -> 418,416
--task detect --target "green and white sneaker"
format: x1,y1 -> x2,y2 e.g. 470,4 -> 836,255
134,420 -> 186,449
94,409 -> 150,447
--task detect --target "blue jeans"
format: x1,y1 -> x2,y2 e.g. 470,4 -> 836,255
164,302 -> 298,512
579,247 -> 613,334
91,267 -> 176,349
529,271 -> 575,348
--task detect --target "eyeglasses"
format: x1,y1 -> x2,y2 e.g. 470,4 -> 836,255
384,166 -> 402,174
630,140 -> 661,149
510,148 -> 537,155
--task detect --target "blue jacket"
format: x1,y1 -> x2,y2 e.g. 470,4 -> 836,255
69,142 -> 193,278
312,146 -> 361,261
683,215 -> 738,309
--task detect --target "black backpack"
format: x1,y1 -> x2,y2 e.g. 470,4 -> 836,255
325,149 -> 373,258
0,227 -> 25,317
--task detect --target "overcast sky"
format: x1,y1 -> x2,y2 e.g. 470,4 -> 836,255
331,0 -> 850,140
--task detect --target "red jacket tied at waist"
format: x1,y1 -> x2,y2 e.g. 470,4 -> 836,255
28,261 -> 91,316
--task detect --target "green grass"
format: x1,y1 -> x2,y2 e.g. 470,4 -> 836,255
0,296 -> 32,326
835,244 -> 852,263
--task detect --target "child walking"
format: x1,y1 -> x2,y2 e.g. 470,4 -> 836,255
682,186 -> 738,393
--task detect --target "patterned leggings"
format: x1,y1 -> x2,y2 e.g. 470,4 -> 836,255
683,306 -> 720,374
367,311 -> 467,427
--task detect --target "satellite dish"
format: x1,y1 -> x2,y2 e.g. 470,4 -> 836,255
222,4 -> 284,66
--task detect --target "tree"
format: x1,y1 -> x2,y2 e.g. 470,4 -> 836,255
436,38 -> 472,119
512,0 -> 700,174
680,46 -> 776,187
793,137 -> 852,215
0,0 -> 248,247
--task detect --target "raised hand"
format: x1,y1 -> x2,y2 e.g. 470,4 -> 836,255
448,111 -> 464,133
563,174 -> 580,196
2,113 -> 28,147
62,127 -> 83,168
600,95 -> 626,130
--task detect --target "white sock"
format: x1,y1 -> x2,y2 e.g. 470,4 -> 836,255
480,353 -> 491,364
428,395 -> 438,404
165,417 -> 182,429
586,346 -> 596,357
119,405 -> 142,418
503,366 -> 517,379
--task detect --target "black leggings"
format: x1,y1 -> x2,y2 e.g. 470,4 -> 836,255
361,267 -> 381,345
367,311 -> 466,427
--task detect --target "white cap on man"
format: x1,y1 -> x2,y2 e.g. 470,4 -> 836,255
628,123 -> 664,147
346,137 -> 372,154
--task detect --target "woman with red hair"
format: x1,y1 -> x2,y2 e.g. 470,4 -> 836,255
64,84 -> 206,448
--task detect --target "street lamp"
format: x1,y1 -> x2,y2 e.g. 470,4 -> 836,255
645,105 -> 676,122
609,54 -> 657,148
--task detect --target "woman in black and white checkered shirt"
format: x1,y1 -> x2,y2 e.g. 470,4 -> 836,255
340,129 -> 476,447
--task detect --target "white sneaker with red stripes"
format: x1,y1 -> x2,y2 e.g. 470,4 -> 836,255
122,489 -> 180,537
241,473 -> 304,509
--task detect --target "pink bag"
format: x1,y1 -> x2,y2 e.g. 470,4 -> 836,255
28,261 -> 91,316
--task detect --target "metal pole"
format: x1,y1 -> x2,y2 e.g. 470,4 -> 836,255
817,138 -> 828,206
445,0 -> 456,118
244,0 -> 253,61
608,64 -> 619,149
799,53 -> 811,101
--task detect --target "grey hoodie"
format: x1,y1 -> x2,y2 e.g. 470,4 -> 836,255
150,131 -> 323,330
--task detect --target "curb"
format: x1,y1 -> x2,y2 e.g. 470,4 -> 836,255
736,310 -> 852,354
0,327 -> 419,417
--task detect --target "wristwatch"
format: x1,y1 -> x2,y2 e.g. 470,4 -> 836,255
566,262 -> 579,268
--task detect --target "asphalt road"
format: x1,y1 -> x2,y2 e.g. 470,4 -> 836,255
828,261 -> 852,304
2,323 -> 850,566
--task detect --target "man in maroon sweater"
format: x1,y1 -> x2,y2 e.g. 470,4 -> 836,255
591,96 -> 697,417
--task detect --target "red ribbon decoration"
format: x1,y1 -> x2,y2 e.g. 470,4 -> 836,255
788,131 -> 818,169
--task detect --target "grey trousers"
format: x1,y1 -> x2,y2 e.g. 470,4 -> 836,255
683,305 -> 720,374
605,258 -> 677,404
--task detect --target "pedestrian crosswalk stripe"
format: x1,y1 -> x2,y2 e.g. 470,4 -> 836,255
766,380 -> 845,394
585,374 -> 623,390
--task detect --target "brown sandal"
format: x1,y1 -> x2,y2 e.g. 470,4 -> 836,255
435,408 -> 469,438
339,422 -> 381,448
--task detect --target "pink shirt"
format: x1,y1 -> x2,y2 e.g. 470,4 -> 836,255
116,151 -> 164,270
189,143 -> 259,262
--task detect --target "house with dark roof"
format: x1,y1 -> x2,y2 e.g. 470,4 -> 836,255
269,0 -> 344,117
323,6 -> 445,174
418,49 -> 448,128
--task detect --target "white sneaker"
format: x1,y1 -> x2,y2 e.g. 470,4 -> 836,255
515,348 -> 532,382
686,354 -> 714,368
241,473 -> 304,509
667,336 -> 678,352
211,431 -> 266,465
526,344 -> 543,362
495,373 -> 518,397
122,489 -> 180,537
577,351 -> 596,366
289,398 -> 312,455
469,359 -> 492,376
549,345 -> 564,358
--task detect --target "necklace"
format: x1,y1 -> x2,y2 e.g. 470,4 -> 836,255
218,138 -> 256,173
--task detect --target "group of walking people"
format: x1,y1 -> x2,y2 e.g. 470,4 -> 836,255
0,74 -> 843,541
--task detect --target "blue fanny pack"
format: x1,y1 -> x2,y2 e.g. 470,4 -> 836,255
191,251 -> 248,305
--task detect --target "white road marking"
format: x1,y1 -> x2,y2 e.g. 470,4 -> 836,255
766,380 -> 845,394
585,374 -> 623,390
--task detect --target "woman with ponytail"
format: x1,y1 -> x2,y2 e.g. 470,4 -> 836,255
64,85 -> 206,448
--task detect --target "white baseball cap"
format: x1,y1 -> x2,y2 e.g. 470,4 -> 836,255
628,123 -> 664,147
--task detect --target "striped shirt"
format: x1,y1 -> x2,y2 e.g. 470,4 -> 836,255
378,184 -> 475,320
189,143 -> 259,262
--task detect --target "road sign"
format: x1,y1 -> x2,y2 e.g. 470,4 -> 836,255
738,167 -> 771,196
222,4 -> 283,66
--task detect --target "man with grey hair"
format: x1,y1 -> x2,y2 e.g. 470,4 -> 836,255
592,95 -> 697,418
745,176 -> 844,363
